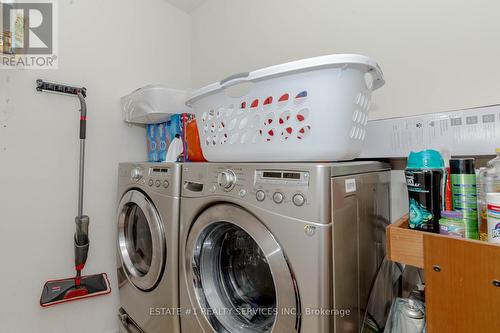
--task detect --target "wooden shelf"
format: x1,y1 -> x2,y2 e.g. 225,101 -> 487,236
386,215 -> 500,332
386,215 -> 424,268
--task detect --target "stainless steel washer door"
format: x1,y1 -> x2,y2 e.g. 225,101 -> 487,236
118,190 -> 165,291
185,204 -> 299,333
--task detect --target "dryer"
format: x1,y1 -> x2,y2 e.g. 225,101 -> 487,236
179,162 -> 390,333
117,162 -> 181,333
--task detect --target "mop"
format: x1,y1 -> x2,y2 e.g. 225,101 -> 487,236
36,80 -> 111,307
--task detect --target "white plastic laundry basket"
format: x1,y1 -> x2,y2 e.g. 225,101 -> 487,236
186,54 -> 385,162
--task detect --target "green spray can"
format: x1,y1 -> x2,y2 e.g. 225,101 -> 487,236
450,158 -> 479,239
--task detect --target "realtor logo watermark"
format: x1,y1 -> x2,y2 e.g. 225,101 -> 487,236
1,0 -> 58,69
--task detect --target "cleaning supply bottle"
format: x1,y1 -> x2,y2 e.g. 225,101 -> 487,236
450,158 -> 479,239
487,193 -> 500,244
405,150 -> 445,233
445,164 -> 453,211
439,210 -> 466,238
478,149 -> 500,240
477,167 -> 488,241
440,148 -> 453,211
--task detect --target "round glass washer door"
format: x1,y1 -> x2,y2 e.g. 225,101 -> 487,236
185,204 -> 299,333
117,190 -> 165,291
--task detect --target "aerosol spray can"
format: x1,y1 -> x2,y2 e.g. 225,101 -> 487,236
450,158 -> 479,239
384,298 -> 426,333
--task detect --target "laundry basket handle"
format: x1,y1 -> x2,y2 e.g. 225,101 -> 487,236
220,72 -> 250,87
369,64 -> 385,91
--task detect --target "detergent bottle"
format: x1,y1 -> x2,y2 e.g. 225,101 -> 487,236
405,150 -> 445,233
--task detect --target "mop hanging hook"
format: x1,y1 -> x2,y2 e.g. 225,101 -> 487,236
36,79 -> 87,97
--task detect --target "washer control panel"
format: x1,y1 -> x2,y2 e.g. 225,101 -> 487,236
203,166 -> 313,210
182,163 -> 332,223
121,164 -> 173,195
254,169 -> 309,207
146,167 -> 171,190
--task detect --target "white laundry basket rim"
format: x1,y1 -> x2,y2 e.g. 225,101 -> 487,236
186,54 -> 384,105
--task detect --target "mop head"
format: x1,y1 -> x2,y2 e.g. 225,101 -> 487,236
40,273 -> 111,307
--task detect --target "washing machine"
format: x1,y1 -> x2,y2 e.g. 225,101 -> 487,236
116,162 -> 182,333
179,161 -> 391,333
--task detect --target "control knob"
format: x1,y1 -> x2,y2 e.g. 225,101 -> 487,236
293,194 -> 306,206
273,192 -> 284,204
256,190 -> 266,201
131,167 -> 143,182
218,170 -> 237,191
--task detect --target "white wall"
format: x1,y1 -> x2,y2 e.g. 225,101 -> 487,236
190,0 -> 500,120
0,1 -> 190,332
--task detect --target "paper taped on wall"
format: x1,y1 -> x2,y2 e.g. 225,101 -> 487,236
360,105 -> 500,158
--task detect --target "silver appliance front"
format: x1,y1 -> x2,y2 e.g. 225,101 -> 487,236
331,171 -> 391,332
185,204 -> 299,333
117,190 -> 165,291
